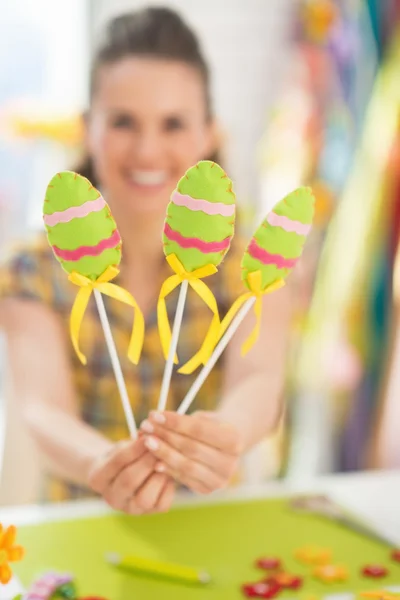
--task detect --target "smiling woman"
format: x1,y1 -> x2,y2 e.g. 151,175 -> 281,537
78,8 -> 219,220
0,6 -> 291,512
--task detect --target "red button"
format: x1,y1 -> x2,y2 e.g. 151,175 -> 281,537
362,565 -> 389,578
255,558 -> 282,571
242,581 -> 281,598
391,550 -> 400,563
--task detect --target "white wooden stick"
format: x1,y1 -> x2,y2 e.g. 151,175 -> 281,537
177,296 -> 256,415
158,280 -> 189,411
93,289 -> 137,438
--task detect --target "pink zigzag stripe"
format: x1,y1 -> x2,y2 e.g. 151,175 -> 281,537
267,211 -> 311,235
53,229 -> 121,262
171,191 -> 235,217
164,222 -> 231,253
44,196 -> 106,226
248,238 -> 298,269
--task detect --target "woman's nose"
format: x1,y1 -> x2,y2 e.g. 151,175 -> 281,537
134,130 -> 163,162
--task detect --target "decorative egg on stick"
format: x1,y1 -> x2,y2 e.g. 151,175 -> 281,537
157,160 -> 236,410
240,184 -> 315,304
177,186 -> 315,415
43,171 -> 145,437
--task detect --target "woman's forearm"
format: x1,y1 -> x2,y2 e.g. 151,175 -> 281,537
2,301 -> 115,488
23,399 -> 113,487
216,371 -> 284,452
216,284 -> 290,453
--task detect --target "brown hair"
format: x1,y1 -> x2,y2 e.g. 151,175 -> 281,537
77,6 -> 219,185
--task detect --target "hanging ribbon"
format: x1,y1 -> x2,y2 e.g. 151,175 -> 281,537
157,254 -> 220,371
68,265 -> 145,365
185,271 -> 285,366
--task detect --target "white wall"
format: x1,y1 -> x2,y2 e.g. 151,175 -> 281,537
89,0 -> 294,208
0,0 -> 90,505
1,0 -> 90,232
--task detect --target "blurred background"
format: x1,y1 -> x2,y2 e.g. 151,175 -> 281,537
1,0 -> 400,504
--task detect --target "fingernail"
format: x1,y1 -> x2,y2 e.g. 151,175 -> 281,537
155,463 -> 165,473
145,437 -> 159,451
140,420 -> 154,433
150,411 -> 166,424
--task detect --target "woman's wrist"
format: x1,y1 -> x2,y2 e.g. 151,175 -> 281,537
84,439 -> 114,488
217,409 -> 249,448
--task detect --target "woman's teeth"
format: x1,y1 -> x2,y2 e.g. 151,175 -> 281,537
129,171 -> 167,186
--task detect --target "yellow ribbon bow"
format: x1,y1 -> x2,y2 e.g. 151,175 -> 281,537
68,265 -> 145,365
217,270 -> 285,357
157,254 -> 220,373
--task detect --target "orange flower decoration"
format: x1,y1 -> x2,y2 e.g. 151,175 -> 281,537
313,564 -> 349,583
295,545 -> 332,566
0,524 -> 24,584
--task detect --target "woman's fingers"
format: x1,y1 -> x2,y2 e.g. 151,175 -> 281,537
140,410 -> 241,493
155,478 -> 176,513
88,438 -> 147,494
155,462 -> 214,495
126,472 -> 172,514
144,429 -> 236,479
104,450 -> 157,510
145,436 -> 228,493
145,411 -> 242,455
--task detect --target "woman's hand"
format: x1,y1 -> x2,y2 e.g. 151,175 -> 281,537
88,437 -> 175,514
140,411 -> 243,494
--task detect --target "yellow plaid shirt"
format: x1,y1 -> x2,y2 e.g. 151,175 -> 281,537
0,233 -> 245,501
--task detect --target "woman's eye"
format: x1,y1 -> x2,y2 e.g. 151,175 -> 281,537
111,114 -> 136,129
164,117 -> 185,132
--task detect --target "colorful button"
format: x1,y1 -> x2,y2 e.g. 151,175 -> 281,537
255,558 -> 281,571
362,566 -> 389,578
295,546 -> 332,566
242,581 -> 281,598
391,550 -> 400,563
313,564 -> 349,583
268,572 -> 303,590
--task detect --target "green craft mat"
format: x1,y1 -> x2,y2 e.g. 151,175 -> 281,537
14,497 -> 400,599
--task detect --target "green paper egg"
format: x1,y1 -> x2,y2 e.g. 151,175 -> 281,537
163,160 -> 236,272
241,186 -> 315,290
43,171 -> 121,281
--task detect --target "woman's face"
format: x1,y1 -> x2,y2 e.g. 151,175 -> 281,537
86,57 -> 215,216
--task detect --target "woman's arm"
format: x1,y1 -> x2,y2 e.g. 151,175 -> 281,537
216,283 -> 292,450
0,299 -> 175,513
0,298 -> 113,485
140,283 -> 292,492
